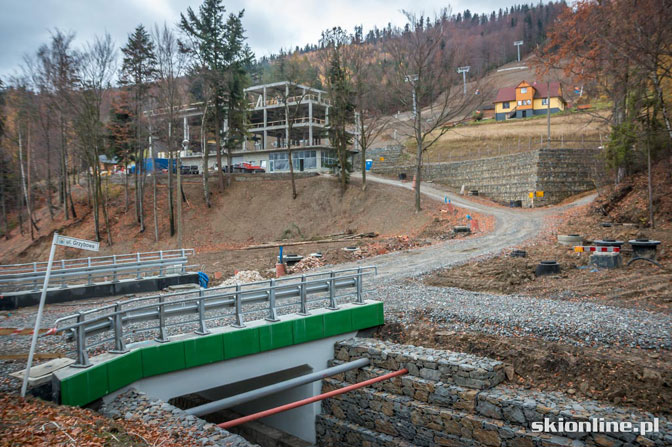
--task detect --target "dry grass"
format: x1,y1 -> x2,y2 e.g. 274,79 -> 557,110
407,110 -> 611,162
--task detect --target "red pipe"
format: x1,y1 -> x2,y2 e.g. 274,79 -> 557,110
218,367 -> 408,430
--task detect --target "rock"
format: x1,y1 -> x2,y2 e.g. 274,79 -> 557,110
641,368 -> 662,381
504,365 -> 515,381
472,427 -> 501,447
221,270 -> 264,286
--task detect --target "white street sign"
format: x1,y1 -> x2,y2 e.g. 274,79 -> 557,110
55,235 -> 99,252
21,232 -> 99,397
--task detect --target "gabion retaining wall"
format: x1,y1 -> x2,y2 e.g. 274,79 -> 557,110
317,338 -> 671,447
371,148 -> 604,206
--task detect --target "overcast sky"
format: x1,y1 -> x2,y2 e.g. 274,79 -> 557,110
0,0 -> 510,80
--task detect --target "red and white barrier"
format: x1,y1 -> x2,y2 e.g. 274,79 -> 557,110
574,246 -> 620,253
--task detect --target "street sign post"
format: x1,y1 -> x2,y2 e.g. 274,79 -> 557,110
20,232 -> 99,397
55,235 -> 100,251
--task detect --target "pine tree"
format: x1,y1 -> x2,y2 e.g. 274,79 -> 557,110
120,24 -> 157,233
180,0 -> 250,193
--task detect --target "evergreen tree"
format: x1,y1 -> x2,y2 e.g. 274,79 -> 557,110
120,24 -> 157,232
179,0 -> 251,192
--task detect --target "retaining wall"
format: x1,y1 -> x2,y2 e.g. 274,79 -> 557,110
316,338 -> 671,447
371,148 -> 604,206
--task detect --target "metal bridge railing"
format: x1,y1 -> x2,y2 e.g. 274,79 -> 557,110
50,266 -> 377,368
0,249 -> 196,293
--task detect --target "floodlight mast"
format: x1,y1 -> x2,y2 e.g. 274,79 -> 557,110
457,66 -> 470,96
514,40 -> 524,62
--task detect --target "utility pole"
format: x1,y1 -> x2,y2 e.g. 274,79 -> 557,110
514,40 -> 524,62
457,66 -> 470,96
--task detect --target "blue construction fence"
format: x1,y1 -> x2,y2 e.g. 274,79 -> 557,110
128,158 -> 176,174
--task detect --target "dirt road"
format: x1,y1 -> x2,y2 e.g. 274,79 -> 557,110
332,174 -> 596,280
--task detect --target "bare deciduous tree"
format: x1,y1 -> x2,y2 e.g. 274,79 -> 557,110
386,10 -> 483,211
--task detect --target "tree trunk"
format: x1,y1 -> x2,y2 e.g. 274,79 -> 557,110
139,150 -> 146,232
652,71 -> 672,144
168,122 -> 175,237
215,106 -> 225,191
60,115 -> 68,220
96,155 -> 113,246
86,170 -> 93,207
414,106 -> 423,213
286,103 -> 297,199
153,160 -> 159,242
226,102 -> 233,188
177,149 -> 183,249
124,166 -> 129,212
647,142 -> 655,229
360,118 -> 368,192
18,129 -> 38,239
16,178 -> 24,236
201,103 -> 211,207
1,169 -> 9,239
134,149 -> 140,222
26,124 -> 35,240
45,122 -> 54,220
60,117 -> 77,220
92,165 -> 101,242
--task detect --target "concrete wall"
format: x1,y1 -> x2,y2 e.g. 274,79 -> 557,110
317,338 -> 671,447
372,148 -> 604,206
112,331 -> 357,443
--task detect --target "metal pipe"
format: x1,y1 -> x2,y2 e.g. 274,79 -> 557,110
218,367 -> 408,429
187,358 -> 370,417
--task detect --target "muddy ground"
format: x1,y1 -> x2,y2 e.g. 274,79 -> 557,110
426,165 -> 672,314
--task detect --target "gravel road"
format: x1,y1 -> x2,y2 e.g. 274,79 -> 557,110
370,282 -> 672,350
332,173 -> 597,280
347,175 -> 672,350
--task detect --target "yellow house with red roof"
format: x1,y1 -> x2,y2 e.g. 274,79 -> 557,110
494,81 -> 566,121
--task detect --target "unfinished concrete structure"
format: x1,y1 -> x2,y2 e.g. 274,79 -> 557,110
148,81 -> 355,174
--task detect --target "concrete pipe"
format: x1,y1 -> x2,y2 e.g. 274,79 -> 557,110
535,261 -> 561,276
557,234 -> 583,246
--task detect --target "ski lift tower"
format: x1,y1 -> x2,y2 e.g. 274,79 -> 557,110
457,66 -> 470,96
514,40 -> 524,62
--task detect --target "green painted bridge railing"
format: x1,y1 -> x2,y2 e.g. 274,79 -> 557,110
57,301 -> 383,406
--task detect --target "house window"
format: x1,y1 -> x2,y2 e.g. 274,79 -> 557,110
321,150 -> 337,169
520,87 -> 528,94
527,99 -> 532,105
503,102 -> 510,109
269,152 -> 289,172
292,150 -> 317,170
542,98 -> 549,105
517,100 -> 522,106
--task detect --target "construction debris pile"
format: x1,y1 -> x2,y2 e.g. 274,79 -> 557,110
288,256 -> 324,274
359,235 -> 430,257
221,270 -> 265,286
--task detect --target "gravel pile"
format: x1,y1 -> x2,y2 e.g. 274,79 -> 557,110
100,389 -> 257,447
368,280 -> 672,350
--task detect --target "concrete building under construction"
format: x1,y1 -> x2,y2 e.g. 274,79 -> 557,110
149,81 -> 355,174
